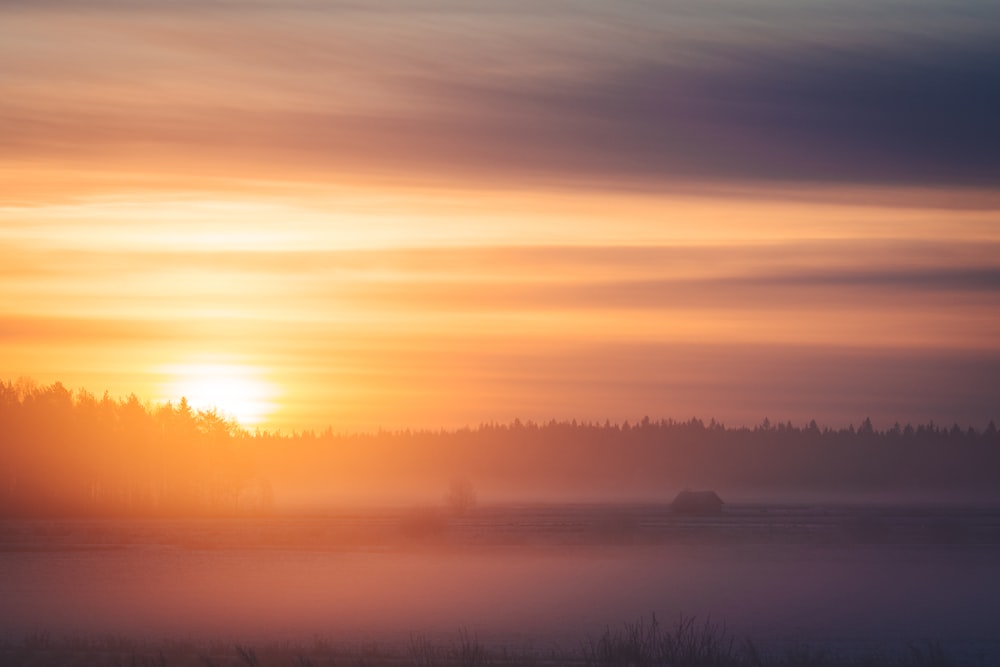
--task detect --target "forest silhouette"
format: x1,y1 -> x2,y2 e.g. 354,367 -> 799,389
1,380 -> 998,517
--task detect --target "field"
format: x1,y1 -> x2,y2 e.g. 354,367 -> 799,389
2,504 -> 999,666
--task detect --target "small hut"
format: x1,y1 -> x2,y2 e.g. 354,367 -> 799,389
671,490 -> 724,515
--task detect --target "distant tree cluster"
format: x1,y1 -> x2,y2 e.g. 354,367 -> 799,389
283,415 -> 1000,502
0,380 -> 271,517
1,380 -> 998,517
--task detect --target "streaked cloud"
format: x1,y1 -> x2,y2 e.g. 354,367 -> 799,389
2,1 -> 998,190
2,0 -> 998,430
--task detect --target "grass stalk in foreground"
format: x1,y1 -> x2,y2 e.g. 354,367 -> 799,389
0,616 -> 990,667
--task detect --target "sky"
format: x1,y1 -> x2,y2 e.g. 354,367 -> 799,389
2,0 -> 999,432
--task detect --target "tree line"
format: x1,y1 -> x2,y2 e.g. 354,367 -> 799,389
0,380 -> 270,517
1,380 -> 998,516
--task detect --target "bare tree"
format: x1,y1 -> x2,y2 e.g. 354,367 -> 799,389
444,477 -> 477,516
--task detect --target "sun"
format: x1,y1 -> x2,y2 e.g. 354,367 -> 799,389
160,362 -> 278,427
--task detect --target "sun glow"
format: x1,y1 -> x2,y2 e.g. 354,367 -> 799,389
160,362 -> 278,427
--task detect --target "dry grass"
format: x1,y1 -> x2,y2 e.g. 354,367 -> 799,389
0,619 -> 989,667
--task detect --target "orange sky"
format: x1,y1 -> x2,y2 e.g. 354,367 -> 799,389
3,1 -> 999,431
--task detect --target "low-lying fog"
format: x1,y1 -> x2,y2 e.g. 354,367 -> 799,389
2,504 -> 999,658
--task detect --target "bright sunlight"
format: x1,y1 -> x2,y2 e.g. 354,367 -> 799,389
159,362 -> 278,427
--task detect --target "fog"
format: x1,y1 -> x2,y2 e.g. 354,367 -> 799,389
2,505 -> 999,660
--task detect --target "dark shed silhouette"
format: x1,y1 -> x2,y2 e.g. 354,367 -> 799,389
671,490 -> 724,515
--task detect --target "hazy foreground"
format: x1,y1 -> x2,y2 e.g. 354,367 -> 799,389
2,503 -> 999,665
